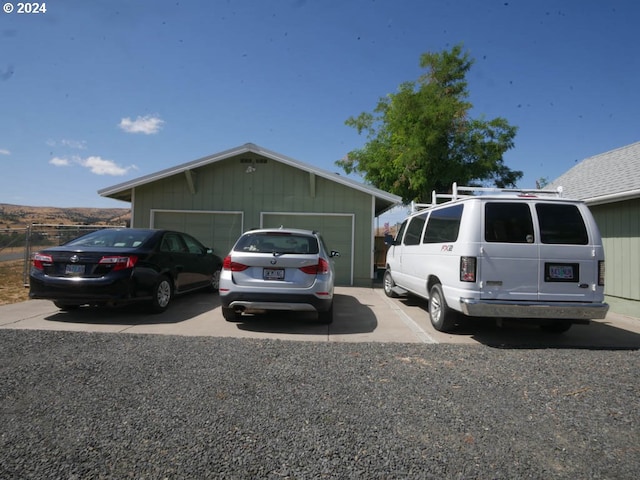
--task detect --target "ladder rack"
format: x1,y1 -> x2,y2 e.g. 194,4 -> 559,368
410,182 -> 564,212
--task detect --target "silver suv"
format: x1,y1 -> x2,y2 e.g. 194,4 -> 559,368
219,228 -> 340,323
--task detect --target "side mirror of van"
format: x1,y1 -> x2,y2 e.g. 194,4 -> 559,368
384,233 -> 394,246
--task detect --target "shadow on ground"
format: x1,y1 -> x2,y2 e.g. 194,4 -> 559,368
44,291 -> 221,325
398,293 -> 640,350
233,293 -> 378,336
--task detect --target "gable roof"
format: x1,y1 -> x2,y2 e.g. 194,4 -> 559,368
548,141 -> 640,205
98,143 -> 402,214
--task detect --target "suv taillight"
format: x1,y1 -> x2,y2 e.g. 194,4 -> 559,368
300,258 -> 329,275
598,261 -> 605,286
223,256 -> 249,272
460,256 -> 476,282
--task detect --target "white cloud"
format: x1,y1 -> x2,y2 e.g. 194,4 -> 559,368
78,156 -> 137,176
118,114 -> 164,134
48,155 -> 137,176
61,139 -> 87,149
46,139 -> 87,149
0,149 -> 10,155
50,157 -> 71,167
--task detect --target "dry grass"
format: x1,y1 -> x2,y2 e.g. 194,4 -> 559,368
0,260 -> 29,305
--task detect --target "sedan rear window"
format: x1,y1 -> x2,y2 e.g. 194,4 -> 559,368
235,233 -> 319,254
66,230 -> 153,248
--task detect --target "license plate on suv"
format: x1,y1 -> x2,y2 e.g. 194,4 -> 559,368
545,263 -> 579,282
263,268 -> 285,280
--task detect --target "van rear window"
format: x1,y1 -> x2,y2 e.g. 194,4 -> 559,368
485,203 -> 534,243
536,204 -> 588,245
423,204 -> 463,243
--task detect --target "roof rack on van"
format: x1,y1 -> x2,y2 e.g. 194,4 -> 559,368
410,182 -> 564,212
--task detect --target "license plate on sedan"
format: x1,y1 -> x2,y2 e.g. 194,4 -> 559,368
65,264 -> 85,275
263,268 -> 285,280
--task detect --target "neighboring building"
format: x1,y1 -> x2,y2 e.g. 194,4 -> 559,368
548,141 -> 640,317
98,143 -> 401,286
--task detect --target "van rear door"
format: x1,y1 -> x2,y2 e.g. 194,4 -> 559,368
535,202 -> 600,302
480,202 -> 539,301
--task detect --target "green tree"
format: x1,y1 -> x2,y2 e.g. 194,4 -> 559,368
337,44 -> 522,203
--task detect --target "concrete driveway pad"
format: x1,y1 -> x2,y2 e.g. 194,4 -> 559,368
1,287 -> 639,348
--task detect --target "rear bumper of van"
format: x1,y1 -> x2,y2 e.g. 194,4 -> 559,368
459,299 -> 609,320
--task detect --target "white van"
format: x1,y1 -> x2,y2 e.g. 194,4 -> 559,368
383,184 -> 609,333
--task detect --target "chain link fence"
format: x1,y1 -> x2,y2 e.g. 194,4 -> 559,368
0,224 -> 125,286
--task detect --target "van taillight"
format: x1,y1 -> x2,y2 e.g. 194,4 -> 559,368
460,256 -> 476,282
598,261 -> 605,286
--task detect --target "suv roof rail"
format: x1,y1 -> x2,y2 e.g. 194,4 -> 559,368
410,182 -> 564,212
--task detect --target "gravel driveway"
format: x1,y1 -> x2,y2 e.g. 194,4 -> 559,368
1,329 -> 638,479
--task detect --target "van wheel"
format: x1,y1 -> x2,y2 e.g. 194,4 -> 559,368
383,270 -> 399,298
429,284 -> 456,332
540,321 -> 572,334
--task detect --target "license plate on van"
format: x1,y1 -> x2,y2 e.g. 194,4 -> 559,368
263,268 -> 285,280
545,263 -> 578,282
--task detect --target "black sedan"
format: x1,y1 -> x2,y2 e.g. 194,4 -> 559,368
29,228 -> 223,313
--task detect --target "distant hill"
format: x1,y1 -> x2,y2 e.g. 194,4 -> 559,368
0,204 -> 131,228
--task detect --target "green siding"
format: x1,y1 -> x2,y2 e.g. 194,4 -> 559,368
592,199 -> 640,311
131,155 -> 376,285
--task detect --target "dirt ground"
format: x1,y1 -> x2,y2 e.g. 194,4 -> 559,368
0,260 -> 29,305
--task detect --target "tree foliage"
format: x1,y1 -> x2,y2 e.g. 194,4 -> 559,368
337,44 -> 522,203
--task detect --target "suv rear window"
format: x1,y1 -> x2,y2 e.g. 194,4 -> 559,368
234,232 -> 319,254
536,203 -> 589,245
485,203 -> 534,243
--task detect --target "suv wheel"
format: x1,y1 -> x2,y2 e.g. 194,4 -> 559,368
222,306 -> 241,322
429,284 -> 456,332
318,302 -> 334,324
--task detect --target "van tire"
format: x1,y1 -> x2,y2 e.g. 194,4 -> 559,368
429,284 -> 456,332
383,270 -> 399,298
540,321 -> 572,334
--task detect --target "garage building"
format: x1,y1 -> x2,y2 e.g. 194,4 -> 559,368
98,143 -> 401,286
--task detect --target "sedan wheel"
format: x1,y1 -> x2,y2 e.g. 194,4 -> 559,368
151,276 -> 172,313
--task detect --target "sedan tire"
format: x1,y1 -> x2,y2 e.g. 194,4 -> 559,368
151,275 -> 172,313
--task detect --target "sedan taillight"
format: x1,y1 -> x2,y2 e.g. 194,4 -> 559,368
32,253 -> 53,270
98,255 -> 138,271
223,256 -> 249,272
300,258 -> 329,275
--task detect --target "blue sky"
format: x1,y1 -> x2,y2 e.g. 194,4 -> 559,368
1,0 -> 639,215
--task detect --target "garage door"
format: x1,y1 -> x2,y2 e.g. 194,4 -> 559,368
261,213 -> 353,285
152,210 -> 243,258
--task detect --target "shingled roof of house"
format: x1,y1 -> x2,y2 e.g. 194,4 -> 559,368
548,141 -> 640,205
